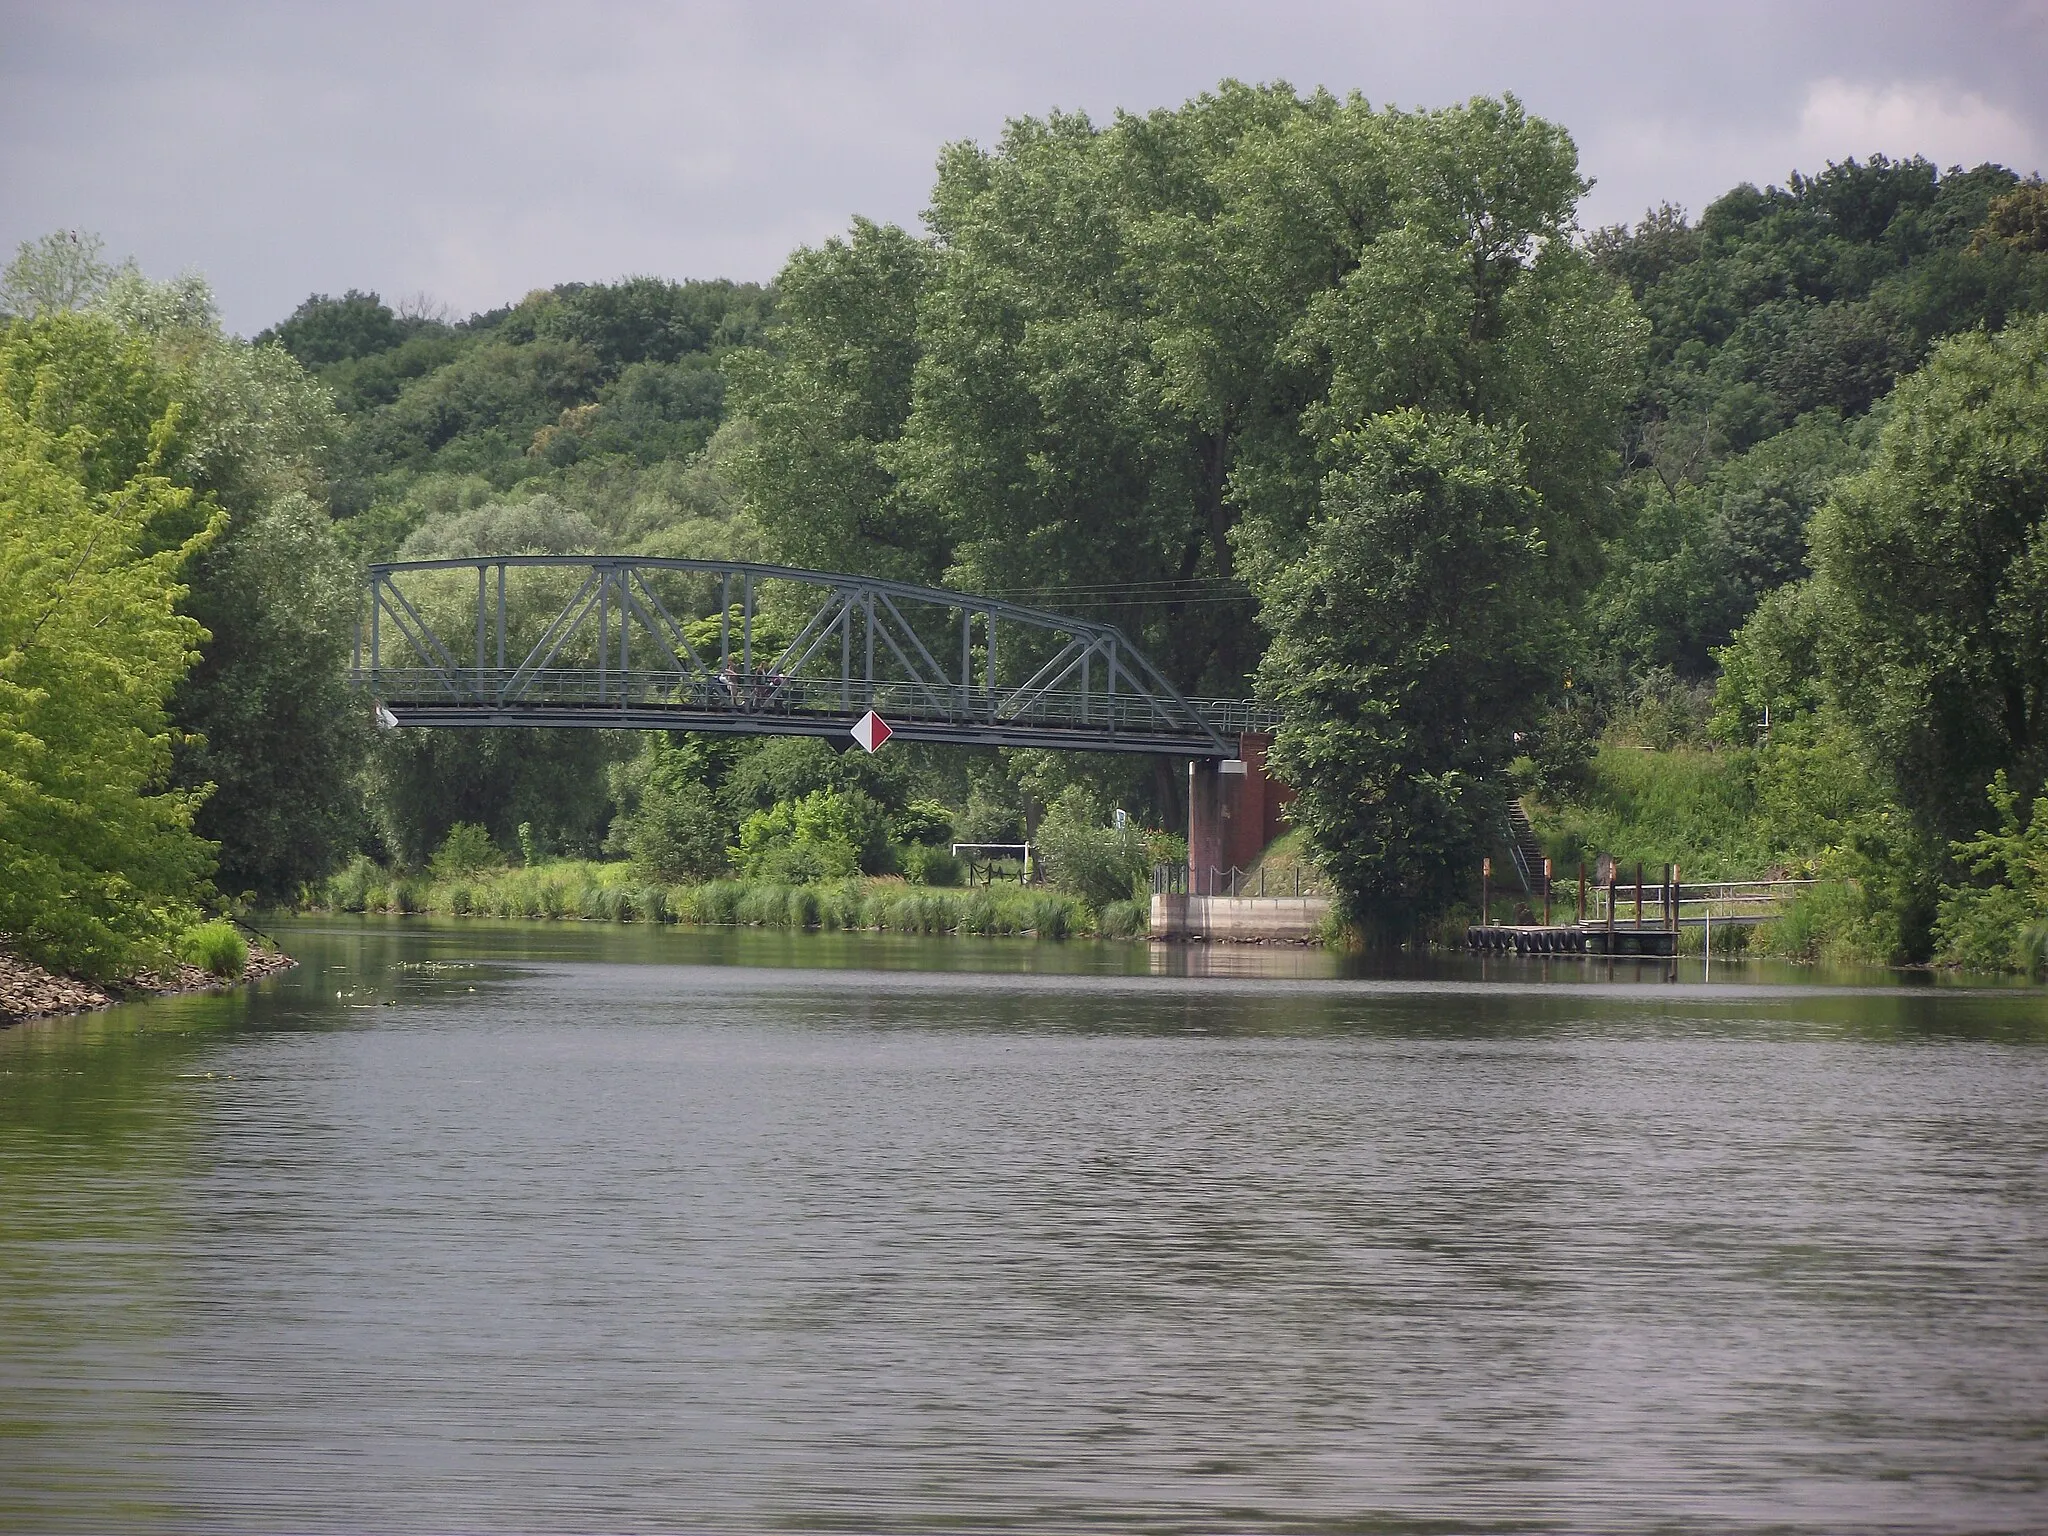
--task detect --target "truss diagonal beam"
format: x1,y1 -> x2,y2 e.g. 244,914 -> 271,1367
353,555 -> 1256,755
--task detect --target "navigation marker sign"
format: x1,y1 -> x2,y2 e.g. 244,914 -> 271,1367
851,710 -> 893,754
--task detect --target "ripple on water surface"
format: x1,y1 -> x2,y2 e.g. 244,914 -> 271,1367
2,917 -> 2045,1533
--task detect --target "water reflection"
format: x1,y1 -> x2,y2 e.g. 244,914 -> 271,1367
2,917 -> 2044,1532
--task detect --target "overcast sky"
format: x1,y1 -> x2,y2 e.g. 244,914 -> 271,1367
4,0 -> 2044,335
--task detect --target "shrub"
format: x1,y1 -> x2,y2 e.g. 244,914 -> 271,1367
899,843 -> 963,886
447,884 -> 474,915
430,822 -> 504,882
622,770 -> 730,882
1935,883 -> 2041,976
1935,773 -> 2048,975
1759,881 -> 1894,966
178,921 -> 248,979
893,797 -> 954,847
732,790 -> 867,884
1098,899 -> 1150,938
1035,786 -> 1149,908
329,855 -> 376,911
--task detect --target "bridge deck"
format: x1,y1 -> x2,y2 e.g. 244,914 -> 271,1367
364,669 -> 1270,754
353,557 -> 1275,756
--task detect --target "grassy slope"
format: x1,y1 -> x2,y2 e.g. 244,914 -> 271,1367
1529,746 -> 1768,882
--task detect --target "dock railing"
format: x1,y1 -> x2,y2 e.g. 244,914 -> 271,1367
1481,863 -> 1828,932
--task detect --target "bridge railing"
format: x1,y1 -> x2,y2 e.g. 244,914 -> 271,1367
353,556 -> 1274,753
353,664 -> 1265,739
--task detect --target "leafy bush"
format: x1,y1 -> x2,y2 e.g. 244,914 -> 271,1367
1935,772 -> 2048,975
732,789 -> 874,883
329,855 -> 377,911
617,744 -> 730,881
892,797 -> 954,847
1757,881 -> 1897,966
1034,786 -> 1149,908
899,843 -> 962,886
430,822 -> 503,881
178,921 -> 248,979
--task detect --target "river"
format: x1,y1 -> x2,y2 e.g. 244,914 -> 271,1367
3,917 -> 2045,1533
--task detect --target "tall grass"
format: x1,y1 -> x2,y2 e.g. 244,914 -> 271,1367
177,920 -> 249,979
312,858 -> 1104,938
1531,746 -> 1765,880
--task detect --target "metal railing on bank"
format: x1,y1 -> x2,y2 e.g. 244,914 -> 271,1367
1152,864 -> 1330,898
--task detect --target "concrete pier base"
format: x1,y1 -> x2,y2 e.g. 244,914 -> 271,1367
1152,893 -> 1332,941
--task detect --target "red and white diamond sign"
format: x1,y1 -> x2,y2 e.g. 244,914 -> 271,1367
850,710 -> 893,754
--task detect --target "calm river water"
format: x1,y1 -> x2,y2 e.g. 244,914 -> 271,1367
3,917 -> 2046,1533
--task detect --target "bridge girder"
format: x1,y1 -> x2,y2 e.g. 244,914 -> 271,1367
352,556 -> 1273,757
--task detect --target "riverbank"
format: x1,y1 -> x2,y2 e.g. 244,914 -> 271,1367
318,857 -> 1146,939
0,944 -> 298,1026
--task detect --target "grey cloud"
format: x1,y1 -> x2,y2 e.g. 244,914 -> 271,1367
3,0 -> 2042,333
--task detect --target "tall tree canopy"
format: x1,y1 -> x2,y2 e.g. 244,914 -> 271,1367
737,85 -> 1641,917
742,86 -> 1637,701
0,313 -> 219,976
1808,316 -> 2048,846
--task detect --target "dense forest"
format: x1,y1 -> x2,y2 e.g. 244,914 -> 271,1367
5,82 -> 2047,979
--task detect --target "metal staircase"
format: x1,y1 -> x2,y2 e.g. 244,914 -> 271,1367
1504,800 -> 1545,897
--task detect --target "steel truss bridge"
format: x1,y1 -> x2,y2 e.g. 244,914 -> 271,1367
352,556 -> 1275,756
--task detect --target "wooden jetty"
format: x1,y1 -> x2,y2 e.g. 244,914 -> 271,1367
1466,923 -> 1675,956
1466,850 -> 1817,959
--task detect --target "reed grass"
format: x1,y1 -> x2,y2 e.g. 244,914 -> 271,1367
314,857 -> 1108,939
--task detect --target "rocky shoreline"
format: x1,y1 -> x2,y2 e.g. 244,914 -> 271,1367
0,945 -> 297,1026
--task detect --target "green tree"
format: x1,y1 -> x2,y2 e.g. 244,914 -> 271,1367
369,726 -> 625,868
1808,316 -> 2048,847
429,821 -> 504,880
87,263 -> 368,902
611,737 -> 730,882
1251,410 -> 1555,931
1,231 -> 115,318
256,289 -> 411,367
0,314 -> 221,976
727,219 -> 942,580
1596,411 -> 1868,676
739,84 -> 1636,729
